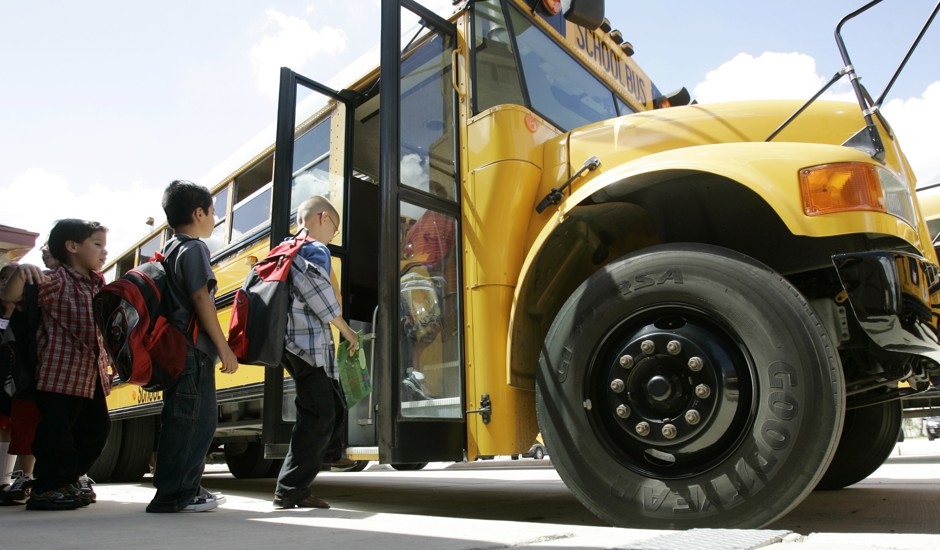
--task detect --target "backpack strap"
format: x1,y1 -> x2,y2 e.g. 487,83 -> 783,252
156,235 -> 200,343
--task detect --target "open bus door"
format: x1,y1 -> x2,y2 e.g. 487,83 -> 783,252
263,69 -> 355,458
264,0 -> 466,465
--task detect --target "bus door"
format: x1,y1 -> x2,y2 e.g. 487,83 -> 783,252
263,69 -> 354,458
377,0 -> 466,464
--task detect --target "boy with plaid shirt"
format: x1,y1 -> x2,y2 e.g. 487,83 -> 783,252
273,196 -> 358,509
3,219 -> 110,510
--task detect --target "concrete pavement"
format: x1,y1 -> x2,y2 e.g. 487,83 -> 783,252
3,440 -> 940,549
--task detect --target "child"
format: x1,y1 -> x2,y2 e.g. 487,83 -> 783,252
2,219 -> 111,511
273,195 -> 358,509
146,180 -> 238,513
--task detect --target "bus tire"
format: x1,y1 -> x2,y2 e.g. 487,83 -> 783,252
815,399 -> 901,490
536,243 -> 844,529
87,418 -> 123,482
224,442 -> 273,479
110,415 -> 156,482
390,462 -> 428,471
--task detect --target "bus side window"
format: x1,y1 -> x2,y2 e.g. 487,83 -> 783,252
206,185 -> 230,255
137,233 -> 162,264
115,253 -> 135,278
230,155 -> 274,244
472,0 -> 525,113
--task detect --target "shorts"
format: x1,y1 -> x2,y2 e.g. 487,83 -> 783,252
9,399 -> 40,455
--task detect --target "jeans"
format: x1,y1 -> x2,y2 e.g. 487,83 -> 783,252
32,379 -> 110,493
148,347 -> 217,512
275,351 -> 345,501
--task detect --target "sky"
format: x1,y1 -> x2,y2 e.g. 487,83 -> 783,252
1,0 -> 938,265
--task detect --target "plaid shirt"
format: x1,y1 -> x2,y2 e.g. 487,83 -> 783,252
35,265 -> 111,398
285,254 -> 340,379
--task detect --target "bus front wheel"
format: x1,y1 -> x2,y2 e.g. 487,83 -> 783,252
536,244 -> 844,529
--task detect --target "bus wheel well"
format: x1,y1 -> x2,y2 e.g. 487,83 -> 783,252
512,171 -> 893,390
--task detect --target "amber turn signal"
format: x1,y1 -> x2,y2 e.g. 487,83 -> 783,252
800,162 -> 884,216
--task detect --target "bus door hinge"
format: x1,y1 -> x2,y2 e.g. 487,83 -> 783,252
466,394 -> 492,424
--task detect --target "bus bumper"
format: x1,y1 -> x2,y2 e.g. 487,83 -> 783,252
833,251 -> 940,362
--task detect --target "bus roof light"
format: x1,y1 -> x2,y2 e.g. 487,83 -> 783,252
609,29 -> 624,44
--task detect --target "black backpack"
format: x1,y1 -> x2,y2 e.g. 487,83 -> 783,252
93,238 -> 195,391
0,283 -> 40,404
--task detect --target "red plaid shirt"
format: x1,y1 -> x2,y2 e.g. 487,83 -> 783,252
35,265 -> 111,398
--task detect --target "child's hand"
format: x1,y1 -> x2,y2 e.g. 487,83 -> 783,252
346,331 -> 360,357
219,346 -> 239,374
16,264 -> 48,284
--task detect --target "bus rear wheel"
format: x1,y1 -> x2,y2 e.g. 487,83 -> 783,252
536,244 -> 844,529
815,399 -> 901,490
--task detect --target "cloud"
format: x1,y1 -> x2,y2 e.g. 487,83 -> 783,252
882,82 -> 940,185
250,10 -> 349,98
0,168 -> 165,267
693,52 -> 827,103
692,51 -> 940,184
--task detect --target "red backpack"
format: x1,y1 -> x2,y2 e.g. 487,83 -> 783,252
93,238 -> 195,391
227,234 -> 310,366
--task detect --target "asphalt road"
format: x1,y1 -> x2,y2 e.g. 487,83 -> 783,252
1,438 -> 938,549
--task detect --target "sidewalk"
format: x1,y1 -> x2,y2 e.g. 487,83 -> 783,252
1,481 -> 938,550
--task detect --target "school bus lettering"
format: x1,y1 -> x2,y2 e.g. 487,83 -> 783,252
573,26 -> 648,106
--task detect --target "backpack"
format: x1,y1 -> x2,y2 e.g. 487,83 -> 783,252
0,283 -> 40,405
400,267 -> 445,344
227,233 -> 312,367
93,238 -> 195,392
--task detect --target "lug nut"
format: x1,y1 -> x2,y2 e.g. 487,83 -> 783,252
666,340 -> 682,355
695,384 -> 711,399
685,409 -> 701,425
610,379 -> 625,393
640,340 -> 655,354
662,424 -> 677,439
688,356 -> 703,372
616,404 -> 631,419
619,354 -> 634,369
635,421 -> 650,436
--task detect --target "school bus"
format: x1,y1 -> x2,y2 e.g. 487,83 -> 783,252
91,0 -> 940,530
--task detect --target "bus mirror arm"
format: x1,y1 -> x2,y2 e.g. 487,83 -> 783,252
535,156 -> 601,214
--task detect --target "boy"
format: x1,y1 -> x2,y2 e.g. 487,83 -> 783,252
146,180 -> 238,513
274,195 -> 358,509
3,219 -> 111,511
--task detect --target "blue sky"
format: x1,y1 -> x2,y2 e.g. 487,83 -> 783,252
1,0 -> 938,264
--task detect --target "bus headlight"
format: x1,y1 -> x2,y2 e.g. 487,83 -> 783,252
799,162 -> 915,226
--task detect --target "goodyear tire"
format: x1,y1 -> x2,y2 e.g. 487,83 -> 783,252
110,416 -> 156,482
225,442 -> 273,479
816,399 -> 901,490
87,419 -> 123,482
537,244 -> 844,529
390,462 -> 428,471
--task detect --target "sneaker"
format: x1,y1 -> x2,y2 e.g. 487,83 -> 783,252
180,491 -> 225,512
402,370 -> 433,401
25,487 -> 80,511
77,475 -> 96,503
66,483 -> 91,507
0,471 -> 32,506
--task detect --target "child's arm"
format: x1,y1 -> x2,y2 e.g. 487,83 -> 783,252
190,286 -> 239,374
330,315 -> 359,357
2,264 -> 47,303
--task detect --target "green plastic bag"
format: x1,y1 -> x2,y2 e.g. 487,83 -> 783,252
337,331 -> 371,407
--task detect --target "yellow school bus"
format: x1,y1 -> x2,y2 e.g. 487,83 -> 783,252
92,0 -> 940,530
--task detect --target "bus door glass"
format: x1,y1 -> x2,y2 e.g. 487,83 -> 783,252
397,33 -> 462,420
264,71 -> 351,458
